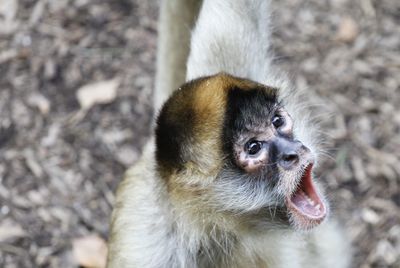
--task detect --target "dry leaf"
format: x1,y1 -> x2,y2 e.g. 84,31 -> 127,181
76,78 -> 120,110
72,235 -> 108,268
361,208 -> 380,225
29,0 -> 46,25
0,0 -> 19,35
335,17 -> 359,43
28,93 -> 50,115
0,49 -> 18,64
0,219 -> 27,242
0,0 -> 18,21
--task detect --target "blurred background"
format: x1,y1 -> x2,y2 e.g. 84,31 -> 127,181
0,0 -> 399,267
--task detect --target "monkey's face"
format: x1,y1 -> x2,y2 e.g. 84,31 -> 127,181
217,82 -> 327,231
156,74 -> 327,231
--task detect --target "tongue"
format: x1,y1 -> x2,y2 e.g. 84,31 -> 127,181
285,165 -> 327,230
290,190 -> 323,217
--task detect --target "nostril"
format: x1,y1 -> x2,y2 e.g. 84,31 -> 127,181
279,153 -> 299,169
282,153 -> 298,163
272,137 -> 303,169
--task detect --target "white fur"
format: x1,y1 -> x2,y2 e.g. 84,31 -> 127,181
186,0 -> 272,83
107,0 -> 352,267
108,144 -> 351,268
154,0 -> 202,110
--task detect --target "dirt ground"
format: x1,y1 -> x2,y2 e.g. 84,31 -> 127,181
0,0 -> 399,267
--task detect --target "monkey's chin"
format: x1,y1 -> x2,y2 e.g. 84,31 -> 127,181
285,164 -> 327,230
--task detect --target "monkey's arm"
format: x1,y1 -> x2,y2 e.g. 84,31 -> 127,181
107,143 -> 177,268
186,0 -> 273,84
154,0 -> 202,110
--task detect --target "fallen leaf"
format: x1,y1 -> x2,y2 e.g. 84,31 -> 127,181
23,148 -> 44,178
0,49 -> 18,64
335,17 -> 359,43
0,219 -> 27,242
76,78 -> 120,110
0,0 -> 19,35
29,0 -> 46,25
28,93 -> 50,115
72,234 -> 108,268
0,0 -> 18,21
361,208 -> 380,225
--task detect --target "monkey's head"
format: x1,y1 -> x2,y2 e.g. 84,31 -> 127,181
156,73 -> 327,231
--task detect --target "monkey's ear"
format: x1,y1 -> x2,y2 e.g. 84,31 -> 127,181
155,90 -> 194,177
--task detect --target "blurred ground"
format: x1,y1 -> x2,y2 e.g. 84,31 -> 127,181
0,0 -> 399,267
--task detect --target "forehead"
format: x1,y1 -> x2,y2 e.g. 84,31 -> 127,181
192,74 -> 278,125
214,75 -> 279,154
224,84 -> 278,137
191,74 -> 278,137
182,74 -> 279,158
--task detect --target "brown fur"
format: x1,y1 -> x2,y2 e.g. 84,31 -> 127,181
156,73 -> 278,181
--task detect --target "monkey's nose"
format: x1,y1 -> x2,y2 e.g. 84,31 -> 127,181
272,137 -> 302,170
279,151 -> 299,169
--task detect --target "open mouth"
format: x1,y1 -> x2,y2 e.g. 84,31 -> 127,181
285,164 -> 327,230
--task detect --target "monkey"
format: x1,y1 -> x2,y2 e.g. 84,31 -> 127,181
107,0 -> 352,267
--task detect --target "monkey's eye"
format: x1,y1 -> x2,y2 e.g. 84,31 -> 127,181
272,115 -> 285,129
246,141 -> 263,155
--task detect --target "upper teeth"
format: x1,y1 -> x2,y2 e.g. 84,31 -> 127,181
305,194 -> 314,205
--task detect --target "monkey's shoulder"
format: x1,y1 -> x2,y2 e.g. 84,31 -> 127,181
108,141 -> 175,267
113,140 -> 164,211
